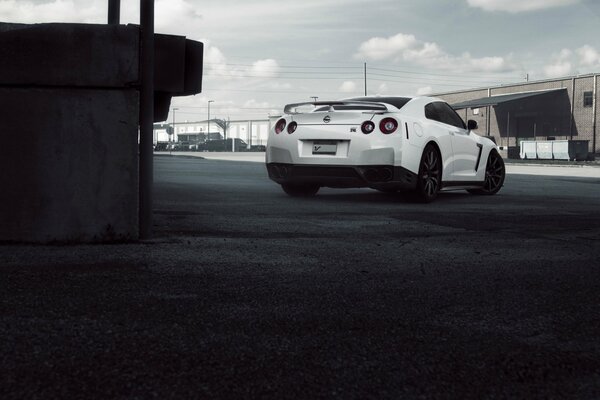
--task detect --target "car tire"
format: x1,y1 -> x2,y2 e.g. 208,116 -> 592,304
281,183 -> 320,197
413,144 -> 442,203
468,150 -> 505,195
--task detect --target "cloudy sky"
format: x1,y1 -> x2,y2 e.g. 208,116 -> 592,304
1,0 -> 600,122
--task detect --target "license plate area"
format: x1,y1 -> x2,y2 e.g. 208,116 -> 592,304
312,140 -> 337,155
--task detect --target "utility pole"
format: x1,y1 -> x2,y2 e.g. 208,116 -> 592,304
170,107 -> 178,155
364,62 -> 367,96
207,100 -> 214,141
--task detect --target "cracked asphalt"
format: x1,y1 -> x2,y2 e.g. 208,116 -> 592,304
1,155 -> 600,399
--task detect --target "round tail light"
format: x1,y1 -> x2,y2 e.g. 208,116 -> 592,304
361,121 -> 375,134
275,118 -> 286,134
287,121 -> 298,134
380,118 -> 398,134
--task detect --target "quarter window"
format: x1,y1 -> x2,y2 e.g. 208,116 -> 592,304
425,103 -> 440,121
425,102 -> 466,129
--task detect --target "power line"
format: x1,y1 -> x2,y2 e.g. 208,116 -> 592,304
205,62 -> 362,70
367,72 -> 511,85
369,66 -> 523,80
203,73 -> 361,80
205,61 -> 523,80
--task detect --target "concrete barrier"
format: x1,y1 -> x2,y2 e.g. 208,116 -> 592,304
0,23 -> 140,242
0,21 -> 203,243
519,140 -> 590,161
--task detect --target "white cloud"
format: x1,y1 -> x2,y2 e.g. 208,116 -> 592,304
577,45 -> 600,67
202,45 -> 281,82
466,55 -> 510,73
251,59 -> 280,78
355,32 -> 514,73
202,41 -> 233,79
154,0 -> 203,36
540,45 -> 600,78
355,33 -> 418,61
243,99 -> 280,116
403,42 -> 443,63
544,49 -> 573,77
377,83 -> 389,94
0,0 -> 103,23
544,62 -> 572,78
466,0 -> 579,13
339,81 -> 358,93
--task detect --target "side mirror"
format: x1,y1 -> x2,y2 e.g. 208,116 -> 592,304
467,119 -> 478,130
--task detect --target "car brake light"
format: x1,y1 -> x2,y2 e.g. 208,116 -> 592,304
287,121 -> 298,134
380,118 -> 398,134
361,121 -> 375,134
275,118 -> 286,134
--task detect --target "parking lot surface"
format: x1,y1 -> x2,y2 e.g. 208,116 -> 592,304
1,156 -> 599,399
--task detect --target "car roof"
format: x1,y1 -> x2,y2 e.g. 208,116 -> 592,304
345,96 -> 413,109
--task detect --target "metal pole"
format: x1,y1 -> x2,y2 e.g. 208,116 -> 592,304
592,74 -> 597,154
108,0 -> 120,24
570,77 -> 575,140
364,62 -> 367,96
507,111 -> 510,149
170,107 -> 177,155
487,88 -> 491,136
248,120 -> 252,149
207,100 -> 214,141
139,0 -> 154,239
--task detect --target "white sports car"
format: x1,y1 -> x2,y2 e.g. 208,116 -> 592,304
266,96 -> 505,202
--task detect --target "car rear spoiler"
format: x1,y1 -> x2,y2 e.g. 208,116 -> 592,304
283,101 -> 392,114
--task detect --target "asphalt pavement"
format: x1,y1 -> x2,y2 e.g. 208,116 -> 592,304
1,154 -> 600,399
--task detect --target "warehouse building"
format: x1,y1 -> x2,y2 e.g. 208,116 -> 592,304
436,73 -> 598,158
153,119 -> 270,148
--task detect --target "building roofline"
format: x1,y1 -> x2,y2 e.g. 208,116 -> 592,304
161,119 -> 270,125
433,72 -> 600,97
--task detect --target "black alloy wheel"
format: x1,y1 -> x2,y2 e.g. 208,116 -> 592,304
414,144 -> 442,203
468,150 -> 505,195
281,183 -> 320,197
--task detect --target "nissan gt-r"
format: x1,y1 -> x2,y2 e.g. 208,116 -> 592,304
266,96 -> 505,202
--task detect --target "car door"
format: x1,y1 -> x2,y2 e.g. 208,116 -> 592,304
434,102 -> 481,180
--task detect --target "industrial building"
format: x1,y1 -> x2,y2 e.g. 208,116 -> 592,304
437,73 -> 598,158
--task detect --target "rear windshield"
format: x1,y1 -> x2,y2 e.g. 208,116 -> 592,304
347,97 -> 411,110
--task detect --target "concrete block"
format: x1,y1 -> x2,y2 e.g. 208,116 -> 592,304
0,87 -> 139,242
0,22 -> 139,88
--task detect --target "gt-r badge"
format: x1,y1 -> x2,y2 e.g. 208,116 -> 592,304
323,115 -> 331,123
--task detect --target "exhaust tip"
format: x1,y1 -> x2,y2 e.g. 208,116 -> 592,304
363,167 -> 393,183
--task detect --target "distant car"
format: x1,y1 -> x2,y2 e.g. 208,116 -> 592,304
266,96 -> 505,202
248,145 -> 266,152
200,138 -> 248,152
154,142 -> 168,151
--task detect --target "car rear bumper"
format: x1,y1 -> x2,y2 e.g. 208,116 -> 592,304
266,163 -> 418,190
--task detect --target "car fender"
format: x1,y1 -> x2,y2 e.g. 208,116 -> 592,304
407,119 -> 453,181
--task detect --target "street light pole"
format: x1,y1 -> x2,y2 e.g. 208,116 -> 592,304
171,107 -> 178,155
207,100 -> 214,142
